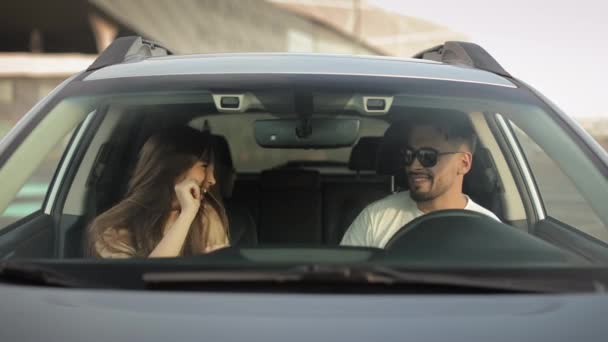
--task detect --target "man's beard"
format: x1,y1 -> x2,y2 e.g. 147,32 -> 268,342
407,171 -> 437,202
409,186 -> 440,202
409,189 -> 436,202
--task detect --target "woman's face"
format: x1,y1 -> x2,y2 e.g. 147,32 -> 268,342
181,161 -> 216,191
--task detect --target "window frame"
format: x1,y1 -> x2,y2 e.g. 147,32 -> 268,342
505,117 -> 608,242
43,110 -> 96,215
495,114 -> 546,221
0,123 -> 81,234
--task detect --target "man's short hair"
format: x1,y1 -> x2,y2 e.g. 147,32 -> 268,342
403,108 -> 477,153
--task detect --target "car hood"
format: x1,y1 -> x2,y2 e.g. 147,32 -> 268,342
1,283 -> 606,341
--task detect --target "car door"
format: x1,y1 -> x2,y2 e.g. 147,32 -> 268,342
0,129 -> 75,259
495,113 -> 608,263
0,91 -> 94,259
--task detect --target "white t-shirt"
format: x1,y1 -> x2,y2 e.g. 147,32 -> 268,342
340,191 -> 500,248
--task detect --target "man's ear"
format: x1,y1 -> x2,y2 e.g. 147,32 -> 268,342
458,152 -> 473,175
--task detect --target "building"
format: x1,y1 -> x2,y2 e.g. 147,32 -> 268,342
268,0 -> 465,57
0,0 -> 462,133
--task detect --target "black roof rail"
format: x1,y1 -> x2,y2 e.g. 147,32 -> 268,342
87,36 -> 172,72
413,41 -> 511,78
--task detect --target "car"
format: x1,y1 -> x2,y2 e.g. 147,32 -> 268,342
1,36 -> 607,341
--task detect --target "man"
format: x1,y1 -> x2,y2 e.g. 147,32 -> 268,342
340,111 -> 499,248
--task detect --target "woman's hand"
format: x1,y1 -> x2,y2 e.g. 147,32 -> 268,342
148,179 -> 201,258
174,178 -> 201,214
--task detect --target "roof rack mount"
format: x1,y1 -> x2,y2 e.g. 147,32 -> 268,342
87,36 -> 172,72
413,41 -> 511,78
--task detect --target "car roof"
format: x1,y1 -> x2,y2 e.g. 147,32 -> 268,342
84,53 -> 517,88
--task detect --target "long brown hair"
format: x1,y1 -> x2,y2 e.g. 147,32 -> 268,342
87,126 -> 228,257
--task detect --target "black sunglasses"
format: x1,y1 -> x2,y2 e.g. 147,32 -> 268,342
400,147 -> 464,168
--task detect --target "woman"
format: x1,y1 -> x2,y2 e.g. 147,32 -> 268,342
87,126 -> 230,258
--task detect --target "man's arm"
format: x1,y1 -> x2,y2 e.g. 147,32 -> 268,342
340,208 -> 373,246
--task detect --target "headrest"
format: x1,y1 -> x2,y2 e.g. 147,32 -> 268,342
260,169 -> 321,190
348,137 -> 381,171
376,121 -> 408,175
211,134 -> 233,169
375,121 -> 410,190
463,147 -> 498,193
211,134 -> 235,198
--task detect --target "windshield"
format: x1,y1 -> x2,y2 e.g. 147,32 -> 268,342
1,75 -> 607,283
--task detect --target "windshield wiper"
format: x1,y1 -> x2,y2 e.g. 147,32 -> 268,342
0,261 -> 88,288
142,264 -> 602,293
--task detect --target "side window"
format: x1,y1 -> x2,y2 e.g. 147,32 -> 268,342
509,122 -> 607,242
0,130 -> 74,228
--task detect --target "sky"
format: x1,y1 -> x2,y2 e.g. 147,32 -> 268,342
368,0 -> 607,118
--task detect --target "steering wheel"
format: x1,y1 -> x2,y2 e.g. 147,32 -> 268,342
381,209 -> 577,265
384,209 -> 502,251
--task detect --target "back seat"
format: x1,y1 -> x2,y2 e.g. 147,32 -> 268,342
257,169 -> 323,244
248,138 -> 390,245
323,137 -> 391,244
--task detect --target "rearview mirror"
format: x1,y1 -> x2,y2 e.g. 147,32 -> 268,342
254,118 -> 360,148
